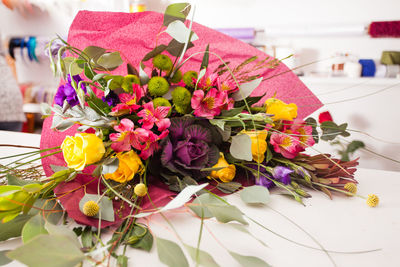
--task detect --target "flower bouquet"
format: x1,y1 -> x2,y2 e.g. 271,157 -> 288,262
0,3 -> 379,266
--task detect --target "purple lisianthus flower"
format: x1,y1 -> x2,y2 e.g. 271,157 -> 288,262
102,91 -> 120,107
272,166 -> 293,185
160,117 -> 220,180
54,74 -> 87,107
256,175 -> 274,188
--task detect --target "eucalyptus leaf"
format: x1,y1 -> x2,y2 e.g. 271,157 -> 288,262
78,194 -> 115,222
142,45 -> 168,62
93,73 -> 108,81
129,224 -> 153,252
209,119 -> 225,131
81,46 -> 106,62
45,222 -> 81,248
117,255 -> 128,267
240,185 -> 270,205
232,77 -> 263,101
7,235 -> 85,267
166,39 -> 194,57
230,134 -> 253,161
184,244 -> 220,267
165,20 -> 199,43
0,214 -> 32,242
188,193 -> 221,219
0,250 -> 12,266
81,226 -> 94,248
156,237 -> 189,267
229,251 -> 270,267
217,182 -> 242,194
21,214 -> 48,244
97,52 -> 123,70
163,3 -> 191,26
207,204 -> 248,225
63,57 -> 83,76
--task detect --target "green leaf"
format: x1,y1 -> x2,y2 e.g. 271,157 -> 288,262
21,214 -> 48,244
7,235 -> 85,267
184,244 -> 220,267
346,140 -> 365,154
127,63 -> 139,76
6,174 -> 36,186
63,57 -> 83,76
129,224 -> 154,252
320,121 -> 350,141
220,106 -> 244,117
165,20 -> 199,44
84,63 -> 96,80
217,182 -> 242,194
166,39 -> 194,57
209,119 -> 225,131
0,250 -> 12,266
93,73 -> 108,81
188,193 -> 221,219
240,185 -> 270,205
78,194 -> 115,222
232,77 -> 263,101
81,46 -> 106,62
45,222 -> 81,248
207,204 -> 248,225
230,134 -> 253,161
97,52 -> 123,70
229,251 -> 270,267
0,214 -> 32,241
81,226 -> 94,248
102,158 -> 119,175
156,237 -> 189,267
305,117 -> 319,143
142,45 -> 168,62
163,3 -> 191,26
117,255 -> 128,267
200,44 -> 210,70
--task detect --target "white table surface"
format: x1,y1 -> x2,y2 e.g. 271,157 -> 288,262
0,130 -> 399,267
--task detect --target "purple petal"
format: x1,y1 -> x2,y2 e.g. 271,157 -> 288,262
184,125 -> 211,143
169,117 -> 194,141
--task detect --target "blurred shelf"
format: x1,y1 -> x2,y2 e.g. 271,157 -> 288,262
299,77 -> 400,86
23,103 -> 41,114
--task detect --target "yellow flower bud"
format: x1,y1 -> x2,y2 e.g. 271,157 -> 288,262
344,183 -> 357,195
242,130 -> 268,163
209,154 -> 236,183
82,200 -> 100,217
61,133 -> 105,171
367,194 -> 379,207
134,183 -> 147,197
104,150 -> 144,183
265,98 -> 298,121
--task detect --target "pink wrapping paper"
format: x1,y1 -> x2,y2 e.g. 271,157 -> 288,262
40,11 -> 322,227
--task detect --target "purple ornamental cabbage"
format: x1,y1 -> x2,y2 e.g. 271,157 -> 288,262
54,74 -> 86,107
160,117 -> 220,180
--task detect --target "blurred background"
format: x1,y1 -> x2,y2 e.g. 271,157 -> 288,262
0,0 -> 399,171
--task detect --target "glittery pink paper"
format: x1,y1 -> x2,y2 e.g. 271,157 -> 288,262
40,11 -> 322,227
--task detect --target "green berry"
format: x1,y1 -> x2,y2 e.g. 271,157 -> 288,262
182,71 -> 198,87
148,77 -> 170,96
172,86 -> 191,106
169,70 -> 183,84
152,54 -> 173,71
121,74 -> 140,92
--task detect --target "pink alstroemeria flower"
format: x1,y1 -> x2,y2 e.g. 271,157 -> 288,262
138,129 -> 169,160
270,132 -> 300,159
137,102 -> 171,132
191,88 -> 226,119
197,71 -> 218,90
289,119 -> 315,151
109,118 -> 148,152
111,84 -> 143,114
217,77 -> 238,93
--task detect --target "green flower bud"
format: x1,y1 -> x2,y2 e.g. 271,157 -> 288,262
148,77 -> 170,97
172,86 -> 191,106
104,75 -> 124,90
152,54 -> 173,71
182,71 -> 198,87
121,74 -> 140,92
175,104 -> 191,114
169,70 -> 183,84
153,97 -> 172,116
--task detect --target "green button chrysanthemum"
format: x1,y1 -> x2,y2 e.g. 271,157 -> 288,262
169,70 -> 183,84
152,54 -> 173,71
182,71 -> 198,87
172,86 -> 191,106
121,74 -> 140,92
148,76 -> 170,96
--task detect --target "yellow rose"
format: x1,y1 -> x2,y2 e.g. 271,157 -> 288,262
242,130 -> 268,163
209,153 -> 236,183
265,98 -> 297,121
104,150 -> 143,183
61,133 -> 105,171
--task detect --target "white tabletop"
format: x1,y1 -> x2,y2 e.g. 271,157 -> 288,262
0,130 -> 399,267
